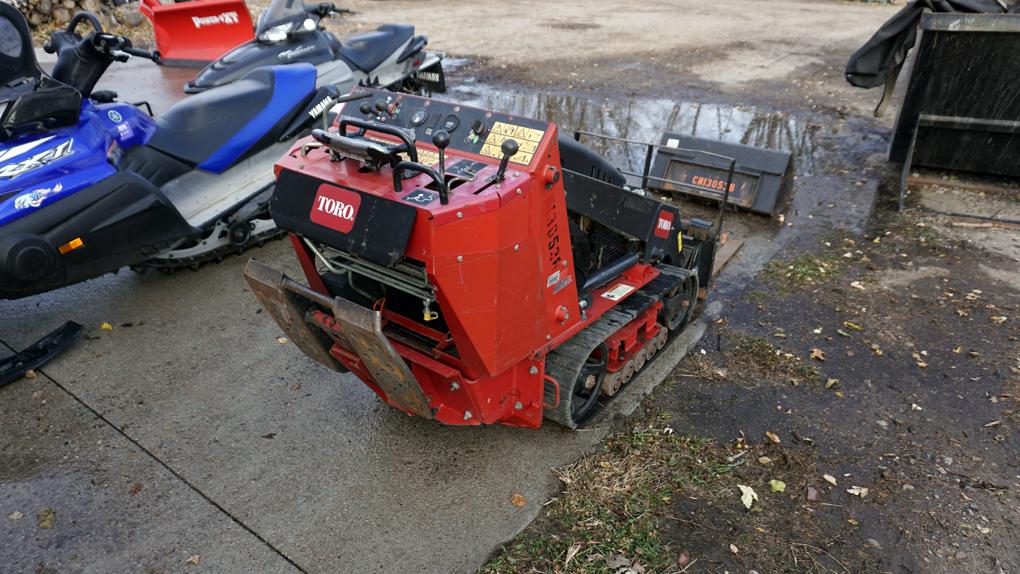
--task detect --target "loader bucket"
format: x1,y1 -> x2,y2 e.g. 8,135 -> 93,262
139,0 -> 254,66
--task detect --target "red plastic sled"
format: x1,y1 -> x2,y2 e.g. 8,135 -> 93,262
139,0 -> 254,66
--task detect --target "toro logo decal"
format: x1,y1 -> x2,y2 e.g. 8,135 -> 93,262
310,184 -> 361,234
653,209 -> 674,239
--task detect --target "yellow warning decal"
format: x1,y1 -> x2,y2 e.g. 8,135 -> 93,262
677,231 -> 683,253
480,121 -> 546,166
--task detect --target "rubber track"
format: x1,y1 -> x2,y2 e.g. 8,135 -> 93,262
543,263 -> 692,428
137,227 -> 285,272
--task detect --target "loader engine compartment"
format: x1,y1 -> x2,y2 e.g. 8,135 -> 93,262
248,87 -> 718,428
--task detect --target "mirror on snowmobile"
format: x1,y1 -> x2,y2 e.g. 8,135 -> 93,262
256,0 -> 320,43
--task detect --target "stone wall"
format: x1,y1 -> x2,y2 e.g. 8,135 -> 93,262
6,0 -> 144,30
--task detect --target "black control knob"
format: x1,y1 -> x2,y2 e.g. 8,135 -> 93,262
359,101 -> 373,115
501,139 -> 519,158
374,99 -> 388,113
433,130 -> 450,204
432,130 -> 450,150
496,138 -> 519,182
471,119 -> 486,137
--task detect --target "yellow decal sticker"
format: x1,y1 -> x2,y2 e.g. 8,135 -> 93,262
480,121 -> 545,166
677,231 -> 683,253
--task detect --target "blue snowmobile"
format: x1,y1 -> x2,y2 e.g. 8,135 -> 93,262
0,4 -> 362,299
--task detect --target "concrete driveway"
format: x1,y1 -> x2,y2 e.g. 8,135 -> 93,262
1,239 -> 606,573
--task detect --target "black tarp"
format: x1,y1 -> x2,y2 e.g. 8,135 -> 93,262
845,0 -> 1007,90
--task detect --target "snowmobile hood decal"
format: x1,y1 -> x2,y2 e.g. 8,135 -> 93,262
0,136 -> 55,163
0,139 -> 73,180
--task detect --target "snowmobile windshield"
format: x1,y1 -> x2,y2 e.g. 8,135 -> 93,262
0,5 -> 40,92
256,0 -> 314,42
0,3 -> 81,141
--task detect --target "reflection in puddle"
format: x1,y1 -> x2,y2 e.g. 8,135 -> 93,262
445,84 -> 821,177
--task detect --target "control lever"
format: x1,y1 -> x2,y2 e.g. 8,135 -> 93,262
496,139 -> 519,182
374,99 -> 392,117
432,130 -> 450,205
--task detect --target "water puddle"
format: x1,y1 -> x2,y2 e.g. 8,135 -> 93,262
445,83 -> 824,178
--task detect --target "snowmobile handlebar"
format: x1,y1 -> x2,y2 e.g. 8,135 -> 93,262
120,46 -> 161,63
66,11 -> 103,36
310,3 -> 351,18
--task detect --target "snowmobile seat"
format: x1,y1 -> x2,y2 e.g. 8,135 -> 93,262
558,135 -> 626,187
339,24 -> 414,73
147,64 -> 315,172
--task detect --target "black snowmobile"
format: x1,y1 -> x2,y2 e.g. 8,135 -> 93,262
184,0 -> 444,95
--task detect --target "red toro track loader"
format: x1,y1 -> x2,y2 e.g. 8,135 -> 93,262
245,88 -> 727,428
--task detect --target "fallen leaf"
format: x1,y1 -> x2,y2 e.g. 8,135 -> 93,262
758,456 -> 772,465
810,348 -> 826,361
812,327 -> 822,334
261,432 -> 277,440
737,485 -> 758,509
606,554 -> 630,569
510,493 -> 526,507
128,483 -> 143,496
806,487 -> 819,502
729,543 -> 739,554
7,511 -> 23,521
276,336 -> 288,344
850,281 -> 866,291
984,420 -> 1002,428
843,321 -> 863,331
99,322 -> 113,331
847,486 -> 869,498
823,474 -> 838,486
836,329 -> 851,338
186,555 -> 201,566
916,361 -> 928,368
677,551 -> 691,567
769,479 -> 786,493
564,542 -> 582,566
848,518 -> 860,526
765,431 -> 781,444
37,508 -> 55,529
24,369 -> 37,379
825,378 -> 839,389
991,316 -> 1008,324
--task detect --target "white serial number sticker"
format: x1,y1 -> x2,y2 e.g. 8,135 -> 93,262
601,283 -> 635,301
